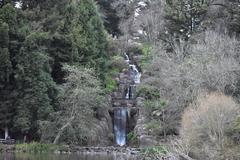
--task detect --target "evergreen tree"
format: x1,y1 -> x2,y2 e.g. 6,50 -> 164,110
96,0 -> 121,36
14,32 -> 57,140
165,0 -> 208,38
0,0 -> 109,141
0,22 -> 14,139
228,0 -> 240,35
0,3 -> 17,139
14,33 -> 56,138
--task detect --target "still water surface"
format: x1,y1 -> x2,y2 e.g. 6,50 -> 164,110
0,153 -> 138,160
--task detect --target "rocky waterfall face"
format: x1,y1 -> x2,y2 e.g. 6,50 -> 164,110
112,53 -> 141,146
113,108 -> 127,146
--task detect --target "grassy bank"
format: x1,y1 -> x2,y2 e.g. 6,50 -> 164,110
0,142 -> 67,153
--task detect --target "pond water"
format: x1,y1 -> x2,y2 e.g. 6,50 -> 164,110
0,153 -> 139,160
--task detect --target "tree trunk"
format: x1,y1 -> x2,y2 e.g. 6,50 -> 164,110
53,117 -> 74,144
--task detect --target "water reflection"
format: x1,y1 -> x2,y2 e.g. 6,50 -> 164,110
0,153 -> 138,160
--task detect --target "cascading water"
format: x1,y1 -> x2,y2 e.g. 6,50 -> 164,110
113,53 -> 141,146
114,108 -> 128,146
125,87 -> 130,99
130,85 -> 135,99
124,52 -> 141,84
129,64 -> 141,84
124,52 -> 130,63
125,85 -> 135,100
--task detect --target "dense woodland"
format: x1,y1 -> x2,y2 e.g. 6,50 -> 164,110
0,0 -> 109,142
0,0 -> 240,159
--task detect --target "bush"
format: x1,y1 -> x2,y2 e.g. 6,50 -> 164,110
140,31 -> 240,136
127,131 -> 138,144
146,119 -> 160,129
137,85 -> 160,99
144,100 -> 166,112
180,92 -> 240,160
110,55 -> 127,71
141,145 -> 168,159
104,75 -> 118,93
140,43 -> 152,67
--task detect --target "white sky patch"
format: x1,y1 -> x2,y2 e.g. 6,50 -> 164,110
136,8 -> 141,13
133,37 -> 140,40
134,8 -> 141,17
138,30 -> 143,35
138,1 -> 147,7
135,11 -> 140,17
15,2 -> 22,8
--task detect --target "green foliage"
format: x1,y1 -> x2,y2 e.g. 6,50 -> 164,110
97,0 -> 121,36
140,44 -> 153,67
14,31 -> 56,136
110,55 -> 126,70
144,100 -> 166,111
104,54 -> 127,93
231,116 -> 240,144
165,0 -> 209,38
127,131 -> 138,143
104,76 -> 118,93
0,22 -> 9,47
145,120 -> 161,131
137,85 -> 160,100
0,47 -> 11,84
41,65 -> 106,145
71,0 -> 108,79
0,3 -> 17,32
0,20 -> 14,131
141,145 -> 168,158
0,0 -> 109,142
234,116 -> 240,131
15,142 -> 64,153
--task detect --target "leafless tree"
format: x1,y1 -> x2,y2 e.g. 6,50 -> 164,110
141,30 -> 240,136
180,92 -> 239,159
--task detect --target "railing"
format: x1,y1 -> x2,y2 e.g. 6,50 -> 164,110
0,139 -> 15,144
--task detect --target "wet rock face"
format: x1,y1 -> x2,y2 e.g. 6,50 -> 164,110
110,52 -> 142,146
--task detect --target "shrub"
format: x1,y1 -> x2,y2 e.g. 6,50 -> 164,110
104,76 -> 118,93
137,85 -> 160,99
111,55 -> 127,69
180,92 -> 240,160
127,131 -> 138,144
146,119 -> 161,130
15,142 -> 64,153
141,145 -> 168,159
141,31 -> 240,136
144,100 -> 166,112
140,43 -> 152,67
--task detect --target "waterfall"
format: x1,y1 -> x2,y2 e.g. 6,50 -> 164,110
124,52 -> 130,63
125,85 -> 135,99
129,64 -> 141,84
125,87 -> 130,99
112,52 -> 141,146
114,108 -> 128,146
130,85 -> 135,99
124,52 -> 141,84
